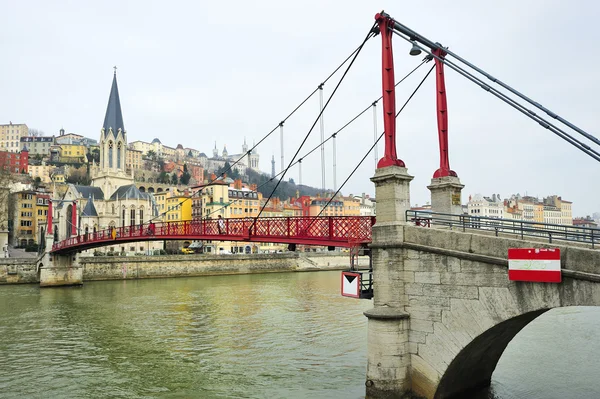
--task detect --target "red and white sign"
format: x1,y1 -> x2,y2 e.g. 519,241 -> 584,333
508,248 -> 561,283
341,272 -> 361,298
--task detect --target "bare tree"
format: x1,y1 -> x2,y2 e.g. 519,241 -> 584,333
28,128 -> 45,137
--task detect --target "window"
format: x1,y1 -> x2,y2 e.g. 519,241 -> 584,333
117,142 -> 122,169
139,209 -> 144,225
130,209 -> 135,226
108,141 -> 114,168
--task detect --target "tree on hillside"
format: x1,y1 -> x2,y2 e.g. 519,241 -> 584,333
146,150 -> 157,161
88,148 -> 100,163
180,164 -> 191,185
217,161 -> 240,180
157,171 -> 170,184
65,166 -> 90,185
171,173 -> 178,185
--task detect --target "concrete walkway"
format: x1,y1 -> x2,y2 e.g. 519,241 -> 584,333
6,246 -> 37,259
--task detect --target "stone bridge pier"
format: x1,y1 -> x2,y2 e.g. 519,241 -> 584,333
365,166 -> 600,399
38,233 -> 82,287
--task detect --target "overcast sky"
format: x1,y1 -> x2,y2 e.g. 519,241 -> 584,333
2,1 -> 599,216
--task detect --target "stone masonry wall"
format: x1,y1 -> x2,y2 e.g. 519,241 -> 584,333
0,252 -> 360,284
397,225 -> 600,398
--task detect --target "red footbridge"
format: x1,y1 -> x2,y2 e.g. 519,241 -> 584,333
50,216 -> 375,254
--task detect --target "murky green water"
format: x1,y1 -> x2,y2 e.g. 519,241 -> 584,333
0,272 -> 372,399
0,272 -> 598,398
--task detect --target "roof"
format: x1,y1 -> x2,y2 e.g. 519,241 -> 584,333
151,138 -> 161,144
72,185 -> 105,200
81,197 -> 98,217
102,73 -> 125,136
110,184 -> 151,201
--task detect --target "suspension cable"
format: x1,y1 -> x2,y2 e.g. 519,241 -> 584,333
145,36 -> 381,224
312,63 -> 436,220
390,29 -> 600,162
202,59 -> 429,219
385,14 -> 600,148
251,22 -> 378,227
217,38 -> 387,181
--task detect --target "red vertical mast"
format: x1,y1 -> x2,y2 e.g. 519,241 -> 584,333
375,12 -> 404,169
432,47 -> 457,178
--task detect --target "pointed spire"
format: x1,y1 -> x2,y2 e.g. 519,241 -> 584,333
102,70 -> 125,137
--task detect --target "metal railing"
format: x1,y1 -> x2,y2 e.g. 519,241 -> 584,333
406,210 -> 599,249
51,216 -> 376,253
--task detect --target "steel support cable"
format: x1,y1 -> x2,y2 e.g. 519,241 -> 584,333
251,23 -> 378,228
387,16 -> 600,148
202,59 -> 429,219
312,63 -> 436,221
215,39 -> 383,181
144,39 -> 381,225
391,30 -> 600,163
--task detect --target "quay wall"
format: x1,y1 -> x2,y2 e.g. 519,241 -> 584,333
0,252 -> 362,284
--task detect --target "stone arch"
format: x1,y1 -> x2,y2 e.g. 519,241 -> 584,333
139,186 -> 146,193
148,187 -> 155,193
434,309 -> 548,399
157,188 -> 163,193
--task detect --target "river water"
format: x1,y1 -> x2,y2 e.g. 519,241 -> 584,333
0,271 -> 598,399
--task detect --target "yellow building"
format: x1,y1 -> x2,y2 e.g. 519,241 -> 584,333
201,182 -> 230,219
342,196 -> 361,216
29,164 -> 54,184
533,203 -> 544,223
35,194 -> 49,238
0,123 -> 29,153
153,191 -> 168,221
51,171 -> 66,183
50,144 -> 87,163
283,202 -> 302,217
166,193 -> 192,222
126,148 -> 143,171
228,187 -> 260,218
12,190 -> 36,246
60,144 -> 87,163
560,199 -> 573,226
308,197 -> 344,217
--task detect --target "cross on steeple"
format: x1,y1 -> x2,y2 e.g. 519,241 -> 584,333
113,65 -> 117,75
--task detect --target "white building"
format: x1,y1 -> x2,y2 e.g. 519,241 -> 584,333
467,194 -> 504,219
353,193 -> 376,216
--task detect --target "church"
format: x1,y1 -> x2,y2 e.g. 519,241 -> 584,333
54,71 -> 162,255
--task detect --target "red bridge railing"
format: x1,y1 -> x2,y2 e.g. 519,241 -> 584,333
51,216 -> 375,254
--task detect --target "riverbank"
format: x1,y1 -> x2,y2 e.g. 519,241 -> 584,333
0,252 -> 367,284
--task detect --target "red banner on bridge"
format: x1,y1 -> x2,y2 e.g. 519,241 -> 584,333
508,248 -> 561,283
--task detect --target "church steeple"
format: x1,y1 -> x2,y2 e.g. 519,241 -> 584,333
102,69 -> 125,137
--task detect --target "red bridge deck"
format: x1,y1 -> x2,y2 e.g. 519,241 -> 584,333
51,216 -> 375,254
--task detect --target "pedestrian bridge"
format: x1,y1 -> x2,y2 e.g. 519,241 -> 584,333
50,216 -> 375,254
